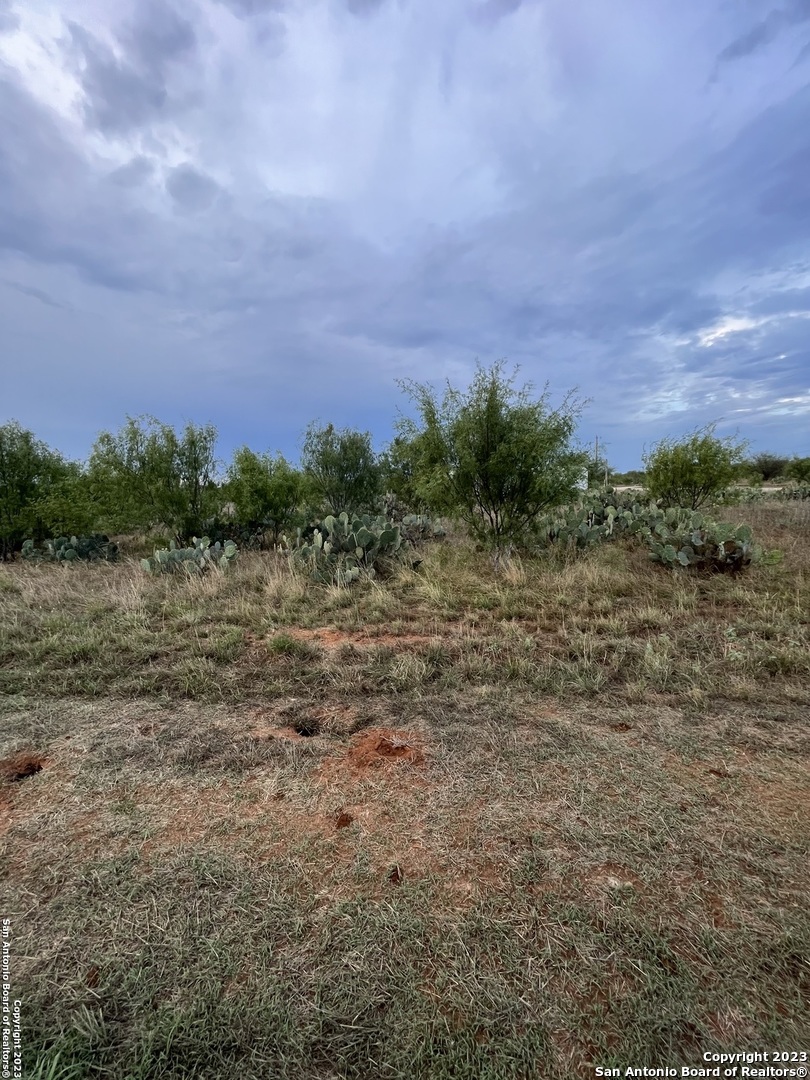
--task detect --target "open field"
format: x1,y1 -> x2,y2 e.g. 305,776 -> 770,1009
1,501 -> 809,1078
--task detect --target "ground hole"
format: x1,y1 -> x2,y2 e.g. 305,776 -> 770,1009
1,752 -> 47,783
294,719 -> 321,738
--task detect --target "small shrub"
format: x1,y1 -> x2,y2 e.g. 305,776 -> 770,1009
643,425 -> 748,510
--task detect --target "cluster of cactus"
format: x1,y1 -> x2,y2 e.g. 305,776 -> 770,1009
21,534 -> 119,563
537,496 -> 759,574
646,517 -> 756,573
536,496 -> 688,549
400,514 -> 446,545
291,512 -> 406,586
774,484 -> 810,501
140,536 -> 238,575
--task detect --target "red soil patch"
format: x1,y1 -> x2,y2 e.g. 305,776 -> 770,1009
344,729 -> 424,771
316,728 -> 426,785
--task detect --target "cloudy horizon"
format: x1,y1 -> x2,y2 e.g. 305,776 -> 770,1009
1,0 -> 809,471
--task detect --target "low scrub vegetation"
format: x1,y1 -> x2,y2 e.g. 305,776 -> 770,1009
1,368 -> 808,1076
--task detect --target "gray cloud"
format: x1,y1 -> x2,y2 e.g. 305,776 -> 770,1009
67,22 -> 170,133
124,1 -> 196,74
0,1 -> 19,34
216,0 -> 288,16
66,4 -> 196,133
165,164 -> 221,213
108,156 -> 155,188
345,0 -> 388,15
716,0 -> 810,66
1,280 -> 65,308
468,0 -> 526,24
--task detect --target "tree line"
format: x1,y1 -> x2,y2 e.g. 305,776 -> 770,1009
2,362 -> 809,560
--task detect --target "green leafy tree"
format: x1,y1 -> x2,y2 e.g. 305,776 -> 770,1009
586,452 -> 612,489
610,469 -> 646,487
33,462 -> 104,537
224,448 -> 303,544
785,456 -> 810,484
300,422 -> 381,516
88,416 -> 219,542
643,425 -> 748,510
378,434 -> 429,513
0,421 -> 75,559
746,452 -> 790,483
398,361 -> 587,555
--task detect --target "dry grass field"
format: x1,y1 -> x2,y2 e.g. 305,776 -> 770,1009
1,500 -> 808,1078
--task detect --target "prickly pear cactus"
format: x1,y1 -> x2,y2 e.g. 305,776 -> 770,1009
291,512 -> 407,586
140,536 -> 238,575
400,514 -> 446,545
22,534 -> 119,563
645,519 -> 757,573
534,495 -> 759,575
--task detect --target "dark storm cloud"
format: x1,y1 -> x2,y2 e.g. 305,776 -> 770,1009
0,73 -> 157,290
1,0 -> 809,468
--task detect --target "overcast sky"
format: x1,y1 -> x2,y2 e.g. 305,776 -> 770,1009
1,0 -> 809,471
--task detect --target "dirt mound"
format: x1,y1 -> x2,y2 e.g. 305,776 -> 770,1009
324,728 -> 425,775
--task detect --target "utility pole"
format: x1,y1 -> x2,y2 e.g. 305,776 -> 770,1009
595,435 -> 609,489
